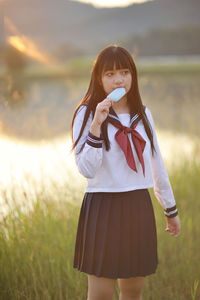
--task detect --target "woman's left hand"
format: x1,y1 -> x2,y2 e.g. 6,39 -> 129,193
165,215 -> 181,237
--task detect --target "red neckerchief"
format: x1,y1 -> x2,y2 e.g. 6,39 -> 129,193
107,106 -> 146,176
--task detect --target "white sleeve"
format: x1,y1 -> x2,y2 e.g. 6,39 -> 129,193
146,107 -> 178,218
72,105 -> 103,179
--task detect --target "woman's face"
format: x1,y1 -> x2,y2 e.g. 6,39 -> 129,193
100,64 -> 132,96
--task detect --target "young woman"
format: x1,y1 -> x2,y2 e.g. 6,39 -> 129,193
70,45 -> 181,300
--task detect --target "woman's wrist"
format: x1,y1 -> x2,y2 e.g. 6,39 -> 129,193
166,214 -> 178,219
164,205 -> 178,218
90,120 -> 101,137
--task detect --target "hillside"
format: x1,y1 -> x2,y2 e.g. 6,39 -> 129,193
1,0 -> 200,56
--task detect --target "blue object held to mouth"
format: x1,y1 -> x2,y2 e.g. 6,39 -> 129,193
107,88 -> 126,102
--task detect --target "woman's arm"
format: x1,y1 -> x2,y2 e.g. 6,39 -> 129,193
72,106 -> 103,178
146,108 -> 178,216
146,108 -> 181,236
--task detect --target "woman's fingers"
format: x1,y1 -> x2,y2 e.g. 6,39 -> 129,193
166,225 -> 180,237
165,215 -> 181,237
102,98 -> 114,107
97,99 -> 113,111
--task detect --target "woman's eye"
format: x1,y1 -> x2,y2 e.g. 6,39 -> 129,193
105,70 -> 129,77
122,70 -> 129,75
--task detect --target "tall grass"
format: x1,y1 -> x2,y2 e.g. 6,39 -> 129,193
142,150 -> 200,300
0,148 -> 200,299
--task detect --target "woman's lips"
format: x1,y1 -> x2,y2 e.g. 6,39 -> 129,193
113,87 -> 124,90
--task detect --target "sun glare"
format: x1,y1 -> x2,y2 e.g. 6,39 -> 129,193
4,17 -> 52,64
0,134 -> 83,189
0,134 -> 86,219
72,0 -> 151,8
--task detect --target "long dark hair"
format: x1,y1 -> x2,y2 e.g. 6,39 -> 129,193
70,44 -> 156,156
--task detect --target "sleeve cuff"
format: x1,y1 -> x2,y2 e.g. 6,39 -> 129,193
86,131 -> 103,148
164,205 -> 178,218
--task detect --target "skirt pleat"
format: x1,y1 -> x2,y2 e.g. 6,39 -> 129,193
73,189 -> 159,279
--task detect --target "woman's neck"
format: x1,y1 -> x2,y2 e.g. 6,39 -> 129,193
112,96 -> 130,114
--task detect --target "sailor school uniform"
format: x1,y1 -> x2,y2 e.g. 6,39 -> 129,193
72,104 -> 178,218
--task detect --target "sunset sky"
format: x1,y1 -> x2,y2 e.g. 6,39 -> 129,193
72,0 -> 152,8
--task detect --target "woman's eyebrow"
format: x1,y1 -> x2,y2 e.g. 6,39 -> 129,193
102,70 -> 114,75
104,68 -> 129,73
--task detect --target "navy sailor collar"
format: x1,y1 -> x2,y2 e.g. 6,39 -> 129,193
107,105 -> 146,127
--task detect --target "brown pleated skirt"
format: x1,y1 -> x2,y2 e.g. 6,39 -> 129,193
73,188 -> 159,279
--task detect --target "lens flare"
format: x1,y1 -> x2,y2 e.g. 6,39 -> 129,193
5,17 -> 53,64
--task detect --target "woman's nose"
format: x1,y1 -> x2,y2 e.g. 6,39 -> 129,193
114,74 -> 123,83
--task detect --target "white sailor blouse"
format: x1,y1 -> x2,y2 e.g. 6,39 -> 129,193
72,104 -> 178,218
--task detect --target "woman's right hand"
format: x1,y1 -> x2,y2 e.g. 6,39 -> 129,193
93,97 -> 114,126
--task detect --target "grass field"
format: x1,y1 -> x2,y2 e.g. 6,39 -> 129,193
0,140 -> 199,299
